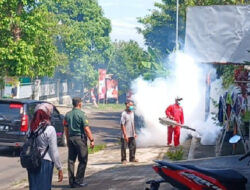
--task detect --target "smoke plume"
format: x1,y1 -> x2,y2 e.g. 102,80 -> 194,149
132,51 -> 222,147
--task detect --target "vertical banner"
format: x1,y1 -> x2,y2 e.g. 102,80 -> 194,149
106,79 -> 118,99
98,69 -> 106,100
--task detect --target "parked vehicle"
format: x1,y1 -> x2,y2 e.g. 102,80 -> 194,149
146,151 -> 250,190
0,99 -> 66,150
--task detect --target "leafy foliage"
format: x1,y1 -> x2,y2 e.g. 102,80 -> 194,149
0,0 -> 62,78
138,0 -> 250,89
108,41 -> 152,94
1,0 -> 249,97
88,144 -> 106,154
92,104 -> 124,111
138,0 -> 250,57
242,110 -> 250,122
138,47 -> 170,80
45,0 -> 112,89
166,146 -> 184,161
138,0 -> 183,56
216,64 -> 236,88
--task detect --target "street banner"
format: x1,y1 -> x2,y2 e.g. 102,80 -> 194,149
5,76 -> 19,85
98,69 -> 106,100
106,79 -> 118,99
185,5 -> 250,63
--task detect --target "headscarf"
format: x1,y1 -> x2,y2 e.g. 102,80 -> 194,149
34,103 -> 53,116
30,103 -> 53,131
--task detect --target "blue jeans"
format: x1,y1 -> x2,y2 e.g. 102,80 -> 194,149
28,159 -> 54,190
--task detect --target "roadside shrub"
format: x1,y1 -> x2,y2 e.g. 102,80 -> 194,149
166,146 -> 184,161
88,144 -> 106,154
94,104 -> 124,111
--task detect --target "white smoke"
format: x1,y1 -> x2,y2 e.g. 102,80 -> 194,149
132,51 -> 222,147
191,117 -> 222,145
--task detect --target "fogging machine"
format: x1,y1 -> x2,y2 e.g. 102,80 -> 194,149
159,117 -> 196,132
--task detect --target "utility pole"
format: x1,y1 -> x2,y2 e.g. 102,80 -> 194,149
176,0 -> 179,50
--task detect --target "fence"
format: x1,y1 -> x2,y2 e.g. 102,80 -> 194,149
3,80 -> 68,100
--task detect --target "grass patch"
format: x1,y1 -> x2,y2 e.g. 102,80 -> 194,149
91,104 -> 124,111
166,146 -> 184,161
88,144 -> 107,154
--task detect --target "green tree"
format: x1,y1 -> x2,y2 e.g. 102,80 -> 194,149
0,0 -> 62,78
138,0 -> 250,88
138,0 -> 249,57
139,47 -> 169,80
108,41 -> 151,94
138,0 -> 184,56
46,0 -> 112,89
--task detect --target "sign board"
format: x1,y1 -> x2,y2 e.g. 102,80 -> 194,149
5,76 -> 19,86
98,69 -> 106,100
185,5 -> 250,64
106,79 -> 118,99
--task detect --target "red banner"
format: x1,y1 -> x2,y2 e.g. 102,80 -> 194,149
98,69 -> 106,100
106,79 -> 118,99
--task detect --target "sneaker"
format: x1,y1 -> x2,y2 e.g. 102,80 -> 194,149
73,182 -> 88,188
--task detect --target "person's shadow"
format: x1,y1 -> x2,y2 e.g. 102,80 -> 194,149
52,184 -> 71,189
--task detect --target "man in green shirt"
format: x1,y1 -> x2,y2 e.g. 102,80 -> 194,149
64,97 -> 94,188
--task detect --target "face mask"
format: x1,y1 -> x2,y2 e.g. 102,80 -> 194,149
129,106 -> 134,111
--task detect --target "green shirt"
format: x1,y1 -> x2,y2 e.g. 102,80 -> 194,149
64,108 -> 89,136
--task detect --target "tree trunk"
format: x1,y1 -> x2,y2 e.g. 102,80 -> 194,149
11,1 -> 23,41
0,73 -> 5,98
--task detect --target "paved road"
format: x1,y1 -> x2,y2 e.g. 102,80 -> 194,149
88,111 -> 121,145
55,106 -> 122,145
0,108 -> 121,190
3,107 -> 249,190
0,146 -> 68,190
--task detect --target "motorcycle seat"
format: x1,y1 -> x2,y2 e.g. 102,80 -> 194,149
180,164 -> 247,184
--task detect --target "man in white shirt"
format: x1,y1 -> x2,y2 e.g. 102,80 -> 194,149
120,100 -> 138,164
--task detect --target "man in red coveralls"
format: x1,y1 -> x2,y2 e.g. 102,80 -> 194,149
165,97 -> 184,147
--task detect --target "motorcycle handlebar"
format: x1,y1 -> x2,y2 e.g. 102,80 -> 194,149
239,151 -> 250,161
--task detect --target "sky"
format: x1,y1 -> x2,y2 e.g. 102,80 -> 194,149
98,0 -> 161,48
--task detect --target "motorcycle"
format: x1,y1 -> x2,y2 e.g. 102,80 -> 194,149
146,138 -> 250,190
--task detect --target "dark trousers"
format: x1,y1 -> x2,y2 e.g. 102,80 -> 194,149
28,159 -> 54,190
68,136 -> 88,186
121,137 -> 136,162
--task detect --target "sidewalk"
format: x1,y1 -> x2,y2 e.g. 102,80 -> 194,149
13,144 -> 168,190
13,132 -> 250,190
14,135 -> 249,190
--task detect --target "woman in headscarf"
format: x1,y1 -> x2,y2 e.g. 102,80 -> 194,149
28,103 -> 63,190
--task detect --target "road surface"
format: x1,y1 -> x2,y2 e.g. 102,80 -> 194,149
0,108 -> 121,190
